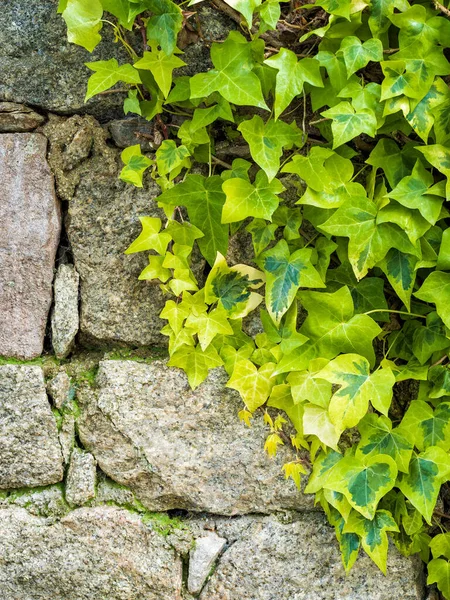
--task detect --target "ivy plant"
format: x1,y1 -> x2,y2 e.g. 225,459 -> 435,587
59,0 -> 450,594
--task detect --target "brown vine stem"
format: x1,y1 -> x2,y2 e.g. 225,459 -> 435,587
211,155 -> 233,169
431,355 -> 449,368
434,0 -> 450,16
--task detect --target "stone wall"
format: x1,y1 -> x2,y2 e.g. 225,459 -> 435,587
0,2 -> 428,598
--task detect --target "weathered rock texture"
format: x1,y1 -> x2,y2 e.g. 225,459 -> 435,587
77,360 -> 312,514
0,102 -> 44,132
199,513 -> 425,600
0,1 -> 135,120
0,506 -> 182,600
65,448 -> 97,506
0,365 -> 63,488
43,115 -> 166,346
51,263 -> 80,358
188,532 -> 227,595
0,133 -> 60,358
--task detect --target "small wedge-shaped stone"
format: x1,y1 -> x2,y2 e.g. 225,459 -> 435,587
188,532 -> 227,595
65,448 -> 96,506
51,264 -> 80,358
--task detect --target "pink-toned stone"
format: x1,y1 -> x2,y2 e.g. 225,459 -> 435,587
0,133 -> 61,358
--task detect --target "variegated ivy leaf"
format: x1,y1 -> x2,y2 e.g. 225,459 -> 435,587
287,358 -> 331,407
168,343 -> 223,389
303,403 -> 340,451
343,509 -> 399,574
415,271 -> 450,330
304,450 -> 344,494
339,37 -> 383,78
406,78 -> 450,142
418,144 -> 450,198
226,359 -> 276,412
119,145 -> 153,188
263,48 -> 323,119
155,140 -> 190,177
323,488 -> 352,522
246,219 -> 278,256
204,253 -> 264,319
125,216 -> 171,255
190,32 -> 268,110
323,454 -> 398,520
146,0 -> 183,56
400,400 -> 450,452
328,508 -> 361,573
356,414 -> 413,474
222,171 -> 284,223
238,116 -> 304,182
368,0 -> 409,38
377,249 -> 417,311
274,286 -> 381,375
397,446 -> 450,523
412,311 -> 450,365
316,354 -> 395,432
84,59 -> 141,101
320,195 -> 418,279
259,239 -> 325,324
321,101 -> 377,148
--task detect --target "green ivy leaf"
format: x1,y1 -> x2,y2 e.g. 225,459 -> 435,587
321,102 -> 377,148
264,49 -> 323,119
324,454 -> 398,519
222,170 -> 284,223
305,450 -> 344,494
377,249 -> 416,311
155,140 -> 190,176
119,144 -> 153,187
356,414 -> 413,473
339,37 -> 383,78
238,116 -> 303,182
146,0 -> 183,55
343,509 -> 399,574
303,403 -> 340,450
259,239 -> 325,324
155,174 -> 228,265
246,219 -> 278,255
185,307 -> 234,350
220,0 -> 262,27
190,32 -> 268,109
84,59 -> 141,101
400,400 -> 450,452
138,254 -> 171,282
168,343 -> 223,389
59,0 -> 103,52
125,216 -> 171,255
317,354 -> 395,431
134,50 -> 185,98
412,312 -> 450,365
226,359 -> 276,412
397,446 -> 450,523
417,145 -> 450,198
428,559 -> 450,599
368,0 -> 409,38
430,533 -> 450,560
415,271 -> 450,330
275,287 -> 381,374
268,384 -> 304,435
314,0 -> 352,19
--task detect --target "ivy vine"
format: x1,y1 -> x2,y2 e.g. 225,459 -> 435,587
59,0 -> 450,594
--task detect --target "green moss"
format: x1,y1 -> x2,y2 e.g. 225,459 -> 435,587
104,347 -> 168,362
51,407 -> 63,431
141,511 -> 187,536
76,365 -> 99,386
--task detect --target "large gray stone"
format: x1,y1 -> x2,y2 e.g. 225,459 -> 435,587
0,506 -> 182,600
43,114 -> 166,346
0,133 -> 61,359
0,365 -> 64,488
0,1 -> 136,120
199,513 -> 425,600
51,263 -> 80,358
77,360 -> 313,514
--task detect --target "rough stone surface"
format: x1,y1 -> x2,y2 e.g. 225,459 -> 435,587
188,532 -> 227,595
77,360 -> 313,514
0,133 -> 61,359
51,263 -> 80,358
0,365 -> 64,488
43,114 -> 166,346
0,102 -> 44,132
0,1 -> 138,120
59,413 -> 75,465
1,485 -> 70,519
65,448 -> 97,507
0,506 -> 182,600
108,117 -> 156,151
47,369 -> 72,409
199,513 -> 425,600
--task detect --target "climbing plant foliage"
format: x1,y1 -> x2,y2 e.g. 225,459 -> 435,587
59,0 -> 450,593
